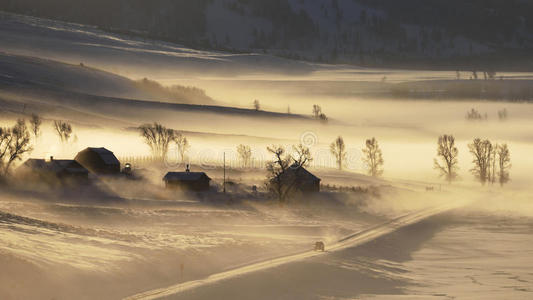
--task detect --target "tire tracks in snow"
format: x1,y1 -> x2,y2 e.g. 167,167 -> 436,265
125,201 -> 464,300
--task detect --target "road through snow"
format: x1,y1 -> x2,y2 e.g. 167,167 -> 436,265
125,200 -> 465,300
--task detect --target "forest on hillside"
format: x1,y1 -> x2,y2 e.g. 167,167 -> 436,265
2,0 -> 533,69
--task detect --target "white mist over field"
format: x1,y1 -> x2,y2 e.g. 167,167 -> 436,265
1,12 -> 533,300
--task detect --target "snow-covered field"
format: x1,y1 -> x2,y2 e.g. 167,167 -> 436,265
0,178 -> 448,299
139,207 -> 533,300
1,12 -> 533,300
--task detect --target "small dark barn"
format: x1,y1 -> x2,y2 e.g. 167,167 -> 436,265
279,164 -> 321,193
20,157 -> 89,184
75,147 -> 120,175
163,168 -> 211,192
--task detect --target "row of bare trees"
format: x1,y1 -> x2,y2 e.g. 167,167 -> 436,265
251,101 -> 328,122
32,114 -> 75,145
330,136 -> 384,177
466,108 -> 509,121
136,123 -> 511,189
31,114 -> 75,144
264,138 -> 385,202
236,136 -> 385,177
0,115 -> 78,178
434,134 -> 511,185
138,123 -> 189,162
468,139 -> 511,185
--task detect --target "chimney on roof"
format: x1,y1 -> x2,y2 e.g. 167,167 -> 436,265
186,164 -> 190,173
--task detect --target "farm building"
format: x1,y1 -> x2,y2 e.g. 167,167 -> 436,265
75,147 -> 120,175
19,157 -> 89,184
279,163 -> 321,193
163,166 -> 211,192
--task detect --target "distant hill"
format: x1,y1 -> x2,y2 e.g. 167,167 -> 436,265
2,0 -> 533,70
0,53 -> 311,125
0,52 -> 216,105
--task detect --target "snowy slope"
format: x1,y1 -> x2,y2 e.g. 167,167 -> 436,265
0,12 -> 316,79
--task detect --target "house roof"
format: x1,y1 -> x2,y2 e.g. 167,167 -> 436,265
163,172 -> 211,182
22,159 -> 89,174
82,147 -> 120,165
281,164 -> 321,182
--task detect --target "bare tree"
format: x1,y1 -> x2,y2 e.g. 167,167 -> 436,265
30,113 -> 42,140
237,144 -> 252,168
266,145 -> 292,202
312,105 -> 322,119
433,134 -> 459,183
53,120 -> 73,143
175,134 -> 190,163
330,136 -> 346,170
487,144 -> 497,184
497,143 -> 511,186
468,138 -> 492,184
253,99 -> 260,111
266,144 -> 312,202
291,144 -> 312,168
498,108 -> 508,121
0,127 -> 12,176
138,123 -> 177,161
0,119 -> 33,176
362,137 -> 384,177
466,108 -> 484,120
312,105 -> 328,122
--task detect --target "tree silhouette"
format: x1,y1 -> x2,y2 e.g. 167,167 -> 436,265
237,144 -> 252,168
53,120 -> 72,143
266,144 -> 312,202
468,138 -> 492,184
138,123 -> 178,161
434,134 -> 459,183
30,113 -> 42,140
362,137 -> 384,177
175,134 -> 190,163
312,105 -> 322,119
497,143 -> 511,186
0,119 -> 33,176
312,105 -> 328,121
498,108 -> 508,120
330,136 -> 346,170
292,144 -> 312,168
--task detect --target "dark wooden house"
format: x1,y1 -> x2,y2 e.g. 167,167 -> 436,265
279,163 -> 321,193
19,157 -> 89,184
163,167 -> 211,192
75,147 -> 120,175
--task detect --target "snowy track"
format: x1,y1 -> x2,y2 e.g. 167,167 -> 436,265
125,201 -> 464,300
